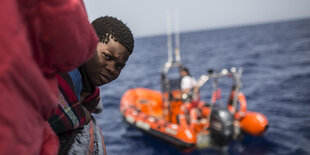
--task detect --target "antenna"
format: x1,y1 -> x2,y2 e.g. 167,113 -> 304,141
174,9 -> 181,63
166,9 -> 173,65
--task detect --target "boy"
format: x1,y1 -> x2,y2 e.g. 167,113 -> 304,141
48,16 -> 134,154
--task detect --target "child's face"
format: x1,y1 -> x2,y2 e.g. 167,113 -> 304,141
84,37 -> 130,86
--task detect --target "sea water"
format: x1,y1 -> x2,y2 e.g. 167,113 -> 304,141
95,18 -> 310,155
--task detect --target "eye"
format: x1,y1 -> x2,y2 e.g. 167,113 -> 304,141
103,53 -> 111,60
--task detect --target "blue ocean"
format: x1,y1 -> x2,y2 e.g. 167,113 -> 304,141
95,18 -> 310,155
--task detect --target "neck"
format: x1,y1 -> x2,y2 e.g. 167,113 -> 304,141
78,65 -> 95,93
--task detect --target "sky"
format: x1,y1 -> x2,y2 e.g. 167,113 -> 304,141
84,0 -> 310,37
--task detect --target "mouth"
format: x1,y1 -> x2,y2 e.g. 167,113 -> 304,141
99,73 -> 111,83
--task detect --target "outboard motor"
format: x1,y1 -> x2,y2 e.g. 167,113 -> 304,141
209,107 -> 234,146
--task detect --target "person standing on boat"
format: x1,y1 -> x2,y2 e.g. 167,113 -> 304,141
179,67 -> 202,131
180,67 -> 197,103
48,16 -> 134,154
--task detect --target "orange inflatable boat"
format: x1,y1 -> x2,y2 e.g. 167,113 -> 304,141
120,67 -> 268,150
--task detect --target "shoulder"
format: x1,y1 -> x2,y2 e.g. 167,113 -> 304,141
182,76 -> 191,81
57,72 -> 75,92
182,76 -> 193,82
68,69 -> 82,84
56,69 -> 83,101
68,69 -> 83,99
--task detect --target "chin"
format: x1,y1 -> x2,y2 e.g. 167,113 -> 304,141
96,80 -> 110,86
96,82 -> 105,86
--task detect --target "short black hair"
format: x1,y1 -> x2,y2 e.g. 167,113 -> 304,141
91,16 -> 134,53
180,67 -> 190,75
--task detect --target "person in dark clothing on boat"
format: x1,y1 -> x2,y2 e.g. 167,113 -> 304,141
48,16 -> 134,154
